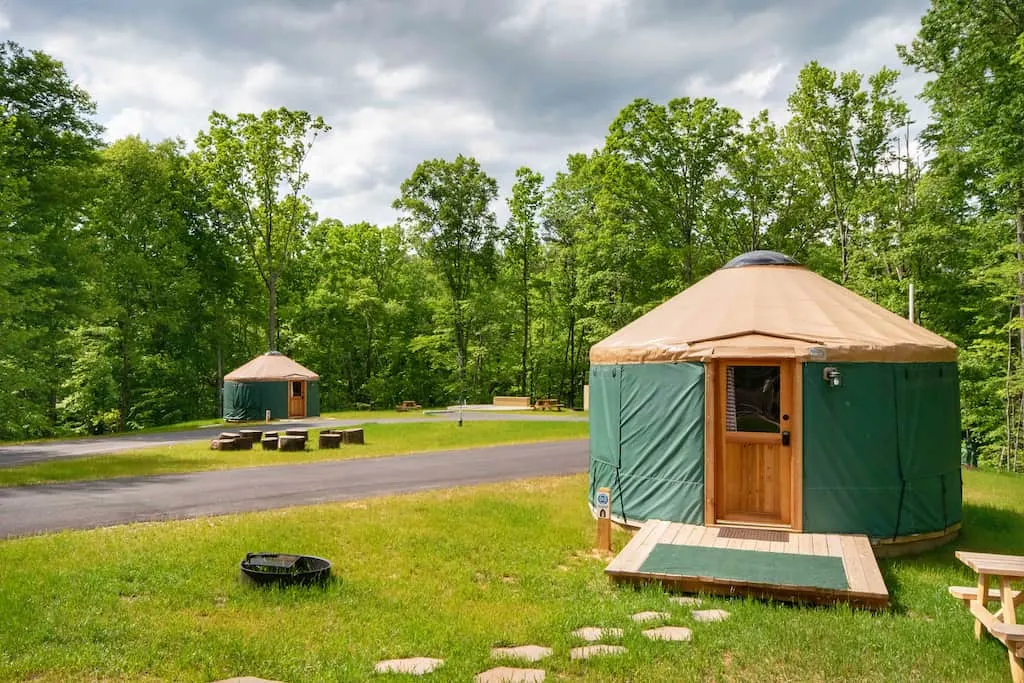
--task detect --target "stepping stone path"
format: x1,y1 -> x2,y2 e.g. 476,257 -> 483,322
571,626 -> 623,642
570,645 -> 627,660
374,657 -> 444,675
692,608 -> 731,623
669,596 -> 702,606
475,667 -> 546,682
631,611 -> 671,623
642,626 -> 693,642
490,645 -> 553,662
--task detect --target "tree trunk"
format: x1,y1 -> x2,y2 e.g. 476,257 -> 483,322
521,254 -> 530,395
268,276 -> 277,352
118,325 -> 129,433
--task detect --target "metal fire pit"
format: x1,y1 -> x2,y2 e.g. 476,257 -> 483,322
240,553 -> 332,586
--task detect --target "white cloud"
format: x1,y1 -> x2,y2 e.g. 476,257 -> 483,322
0,10 -> 10,32
353,60 -> 431,100
497,0 -> 628,40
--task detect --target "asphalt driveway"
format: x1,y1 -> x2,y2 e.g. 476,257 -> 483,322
0,439 -> 590,538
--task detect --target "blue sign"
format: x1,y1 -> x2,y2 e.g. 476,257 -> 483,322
596,492 -> 610,507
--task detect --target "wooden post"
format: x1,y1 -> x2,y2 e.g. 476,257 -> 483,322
596,487 -> 612,553
265,409 -> 271,424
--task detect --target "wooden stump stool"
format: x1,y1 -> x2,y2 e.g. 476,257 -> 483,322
238,429 -> 263,447
319,431 -> 342,449
210,437 -> 240,450
261,434 -> 279,450
279,435 -> 306,451
341,428 -> 364,445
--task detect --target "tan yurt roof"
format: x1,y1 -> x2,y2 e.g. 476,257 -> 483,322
590,251 -> 957,364
224,352 -> 320,382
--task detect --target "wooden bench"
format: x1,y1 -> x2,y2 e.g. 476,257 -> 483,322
395,401 -> 421,412
949,585 -> 1022,607
493,396 -> 531,408
992,622 -> 1024,659
532,399 -> 564,411
953,550 -> 1024,682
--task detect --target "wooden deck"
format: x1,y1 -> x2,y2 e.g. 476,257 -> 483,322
606,521 -> 890,610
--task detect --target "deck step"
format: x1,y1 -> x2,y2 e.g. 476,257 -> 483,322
606,521 -> 889,610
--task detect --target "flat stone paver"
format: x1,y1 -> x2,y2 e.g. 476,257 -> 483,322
631,611 -> 670,623
570,645 -> 627,660
490,645 -> 553,662
474,667 -> 546,682
642,626 -> 693,642
571,627 -> 623,641
374,657 -> 444,675
669,596 -> 702,606
692,608 -> 730,622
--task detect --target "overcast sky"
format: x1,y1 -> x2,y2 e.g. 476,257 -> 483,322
3,0 -> 931,226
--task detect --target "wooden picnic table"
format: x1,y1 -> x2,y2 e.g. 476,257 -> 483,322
532,399 -> 563,411
953,550 -> 1024,682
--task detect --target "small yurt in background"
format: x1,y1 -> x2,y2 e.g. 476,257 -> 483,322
223,352 -> 320,421
588,251 -> 962,549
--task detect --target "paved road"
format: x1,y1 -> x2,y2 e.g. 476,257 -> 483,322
0,439 -> 590,538
0,412 -> 587,468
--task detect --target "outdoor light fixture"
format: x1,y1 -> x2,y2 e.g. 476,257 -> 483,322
823,366 -> 842,387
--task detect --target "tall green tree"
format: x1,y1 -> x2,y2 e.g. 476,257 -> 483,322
393,155 -> 499,411
70,137 -> 202,432
195,108 -> 330,353
901,0 -> 1024,469
786,62 -> 910,284
0,41 -> 101,438
504,166 -> 545,395
604,97 -> 741,292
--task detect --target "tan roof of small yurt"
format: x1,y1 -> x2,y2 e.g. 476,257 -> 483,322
224,352 -> 320,381
590,251 -> 957,364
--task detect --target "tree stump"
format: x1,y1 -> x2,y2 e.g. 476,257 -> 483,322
219,432 -> 242,441
279,435 -> 306,451
210,437 -> 239,451
341,428 -> 364,445
238,429 -> 263,447
261,435 -> 279,450
319,432 -> 342,449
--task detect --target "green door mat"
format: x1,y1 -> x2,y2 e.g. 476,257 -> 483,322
638,544 -> 849,591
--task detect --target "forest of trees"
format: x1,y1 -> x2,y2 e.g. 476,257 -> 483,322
2,1 -> 1023,471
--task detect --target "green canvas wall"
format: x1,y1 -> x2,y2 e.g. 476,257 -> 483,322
802,362 -> 962,538
223,380 -> 289,421
589,362 -> 705,525
307,381 -> 321,417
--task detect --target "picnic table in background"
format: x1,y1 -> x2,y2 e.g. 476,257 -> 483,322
532,398 -> 563,411
950,550 -> 1024,682
395,400 -> 421,412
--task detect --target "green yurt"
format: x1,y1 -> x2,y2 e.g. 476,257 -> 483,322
588,251 -> 962,549
223,352 -> 320,421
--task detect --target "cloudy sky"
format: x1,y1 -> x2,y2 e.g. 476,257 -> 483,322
3,0 -> 931,225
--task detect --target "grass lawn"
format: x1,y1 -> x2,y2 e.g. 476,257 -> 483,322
0,421 -> 588,487
0,469 -> 1020,682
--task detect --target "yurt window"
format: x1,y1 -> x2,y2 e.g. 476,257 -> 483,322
726,366 -> 780,433
291,381 -> 303,397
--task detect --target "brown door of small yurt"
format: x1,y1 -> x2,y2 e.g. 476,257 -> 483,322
288,380 -> 306,418
716,361 -> 793,526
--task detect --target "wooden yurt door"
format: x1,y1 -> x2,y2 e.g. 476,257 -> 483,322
715,361 -> 794,526
288,381 -> 306,418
